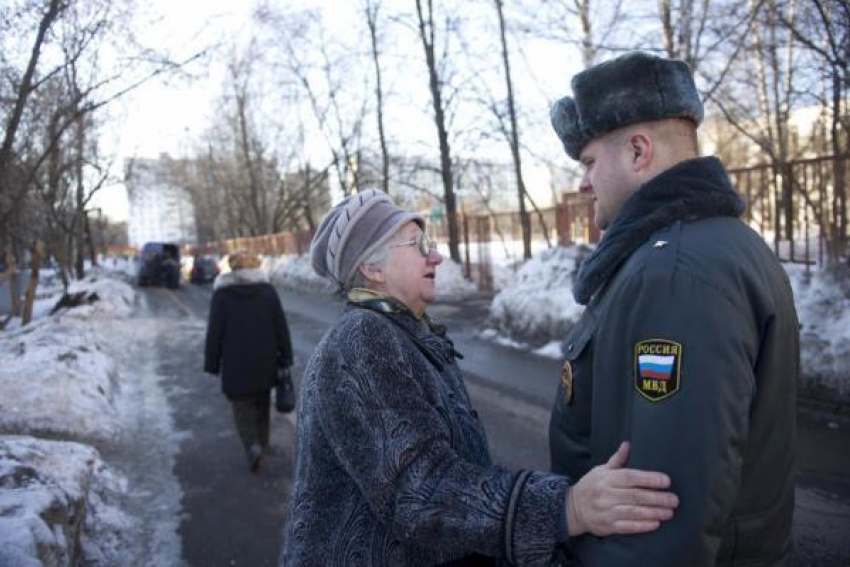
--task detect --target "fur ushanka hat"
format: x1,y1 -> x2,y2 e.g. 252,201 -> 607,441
550,52 -> 704,160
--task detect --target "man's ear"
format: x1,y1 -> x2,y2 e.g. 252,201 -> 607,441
628,132 -> 653,172
360,263 -> 384,285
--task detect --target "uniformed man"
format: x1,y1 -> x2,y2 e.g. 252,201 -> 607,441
548,52 -> 799,566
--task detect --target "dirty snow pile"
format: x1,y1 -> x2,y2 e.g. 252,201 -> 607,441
269,254 -> 478,300
488,245 -> 850,398
269,255 -> 339,296
487,246 -> 592,353
434,258 -> 478,299
785,264 -> 850,397
0,437 -> 131,567
0,270 -> 140,565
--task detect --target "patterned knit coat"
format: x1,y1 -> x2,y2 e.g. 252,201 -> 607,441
281,302 -> 570,566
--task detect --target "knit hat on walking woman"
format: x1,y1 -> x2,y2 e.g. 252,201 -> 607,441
310,189 -> 424,287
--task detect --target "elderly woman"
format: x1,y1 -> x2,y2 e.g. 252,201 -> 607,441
281,190 -> 677,566
204,251 -> 294,473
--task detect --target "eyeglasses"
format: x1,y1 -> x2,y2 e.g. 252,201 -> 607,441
389,232 -> 438,257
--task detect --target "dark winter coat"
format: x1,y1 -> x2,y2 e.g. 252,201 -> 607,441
281,298 -> 570,566
549,157 -> 799,566
204,268 -> 293,397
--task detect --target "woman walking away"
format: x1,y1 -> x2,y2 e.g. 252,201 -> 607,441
204,250 -> 294,473
281,189 -> 679,566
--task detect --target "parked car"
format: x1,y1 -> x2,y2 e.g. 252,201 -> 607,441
137,242 -> 181,289
185,255 -> 220,284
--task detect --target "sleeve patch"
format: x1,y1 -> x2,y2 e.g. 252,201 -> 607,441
634,339 -> 682,402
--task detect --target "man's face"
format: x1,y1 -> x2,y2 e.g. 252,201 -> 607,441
578,132 -> 639,230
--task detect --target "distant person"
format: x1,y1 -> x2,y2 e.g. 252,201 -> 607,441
204,251 -> 294,472
280,189 -> 679,566
548,51 -> 800,565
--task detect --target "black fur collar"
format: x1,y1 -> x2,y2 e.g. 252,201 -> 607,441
573,157 -> 745,305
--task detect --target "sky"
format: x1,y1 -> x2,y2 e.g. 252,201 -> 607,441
93,0 -> 257,222
92,0 -> 581,223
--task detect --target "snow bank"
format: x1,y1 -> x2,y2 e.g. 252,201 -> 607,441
785,264 -> 850,397
63,275 -> 135,319
269,255 -> 339,295
0,319 -> 120,445
267,254 -> 480,300
488,246 -> 591,347
0,277 -> 135,445
436,259 -> 478,300
0,435 -> 132,567
0,271 -> 162,565
487,245 -> 850,397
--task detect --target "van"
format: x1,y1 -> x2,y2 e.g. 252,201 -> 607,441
182,255 -> 220,284
137,242 -> 181,288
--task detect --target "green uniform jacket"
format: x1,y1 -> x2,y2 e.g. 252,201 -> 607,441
550,157 -> 798,566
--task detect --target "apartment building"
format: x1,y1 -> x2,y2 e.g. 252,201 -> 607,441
125,155 -> 197,248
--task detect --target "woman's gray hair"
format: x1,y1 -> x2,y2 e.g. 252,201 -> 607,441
348,243 -> 391,290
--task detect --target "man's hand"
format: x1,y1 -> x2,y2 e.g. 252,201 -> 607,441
566,441 -> 679,536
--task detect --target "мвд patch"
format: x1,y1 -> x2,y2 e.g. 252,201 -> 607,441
634,339 -> 682,401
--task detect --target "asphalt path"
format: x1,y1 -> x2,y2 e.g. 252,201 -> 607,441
136,282 -> 850,566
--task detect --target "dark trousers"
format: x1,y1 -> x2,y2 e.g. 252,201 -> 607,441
228,391 -> 271,454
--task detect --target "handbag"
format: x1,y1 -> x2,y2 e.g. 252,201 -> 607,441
275,366 -> 296,413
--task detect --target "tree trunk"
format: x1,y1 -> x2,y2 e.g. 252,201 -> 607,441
415,0 -> 460,262
831,70 -> 847,263
5,248 -> 21,317
659,0 -> 676,57
85,213 -> 98,266
237,92 -> 266,234
74,117 -> 86,279
495,0 -> 532,259
52,233 -> 70,290
578,0 -> 594,68
366,1 -> 391,194
22,241 -> 43,326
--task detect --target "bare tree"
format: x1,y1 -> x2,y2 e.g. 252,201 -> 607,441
0,0 -> 206,293
494,0 -> 534,259
518,0 -> 628,68
775,0 -> 849,261
0,0 -> 66,254
414,0 -> 461,262
364,0 -> 391,194
658,0 -> 699,66
256,7 -> 369,197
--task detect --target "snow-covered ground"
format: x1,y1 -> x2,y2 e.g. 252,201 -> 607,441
486,246 -> 592,352
785,265 -> 850,397
0,267 -> 182,565
486,245 -> 850,397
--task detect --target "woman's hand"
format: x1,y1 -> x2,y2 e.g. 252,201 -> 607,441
566,441 -> 678,536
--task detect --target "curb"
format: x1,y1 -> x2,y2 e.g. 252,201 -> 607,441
797,393 -> 850,419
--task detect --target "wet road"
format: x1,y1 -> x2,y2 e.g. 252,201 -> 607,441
138,283 -> 850,566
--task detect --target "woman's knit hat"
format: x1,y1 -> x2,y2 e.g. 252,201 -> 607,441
310,189 -> 424,287
550,51 -> 704,160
